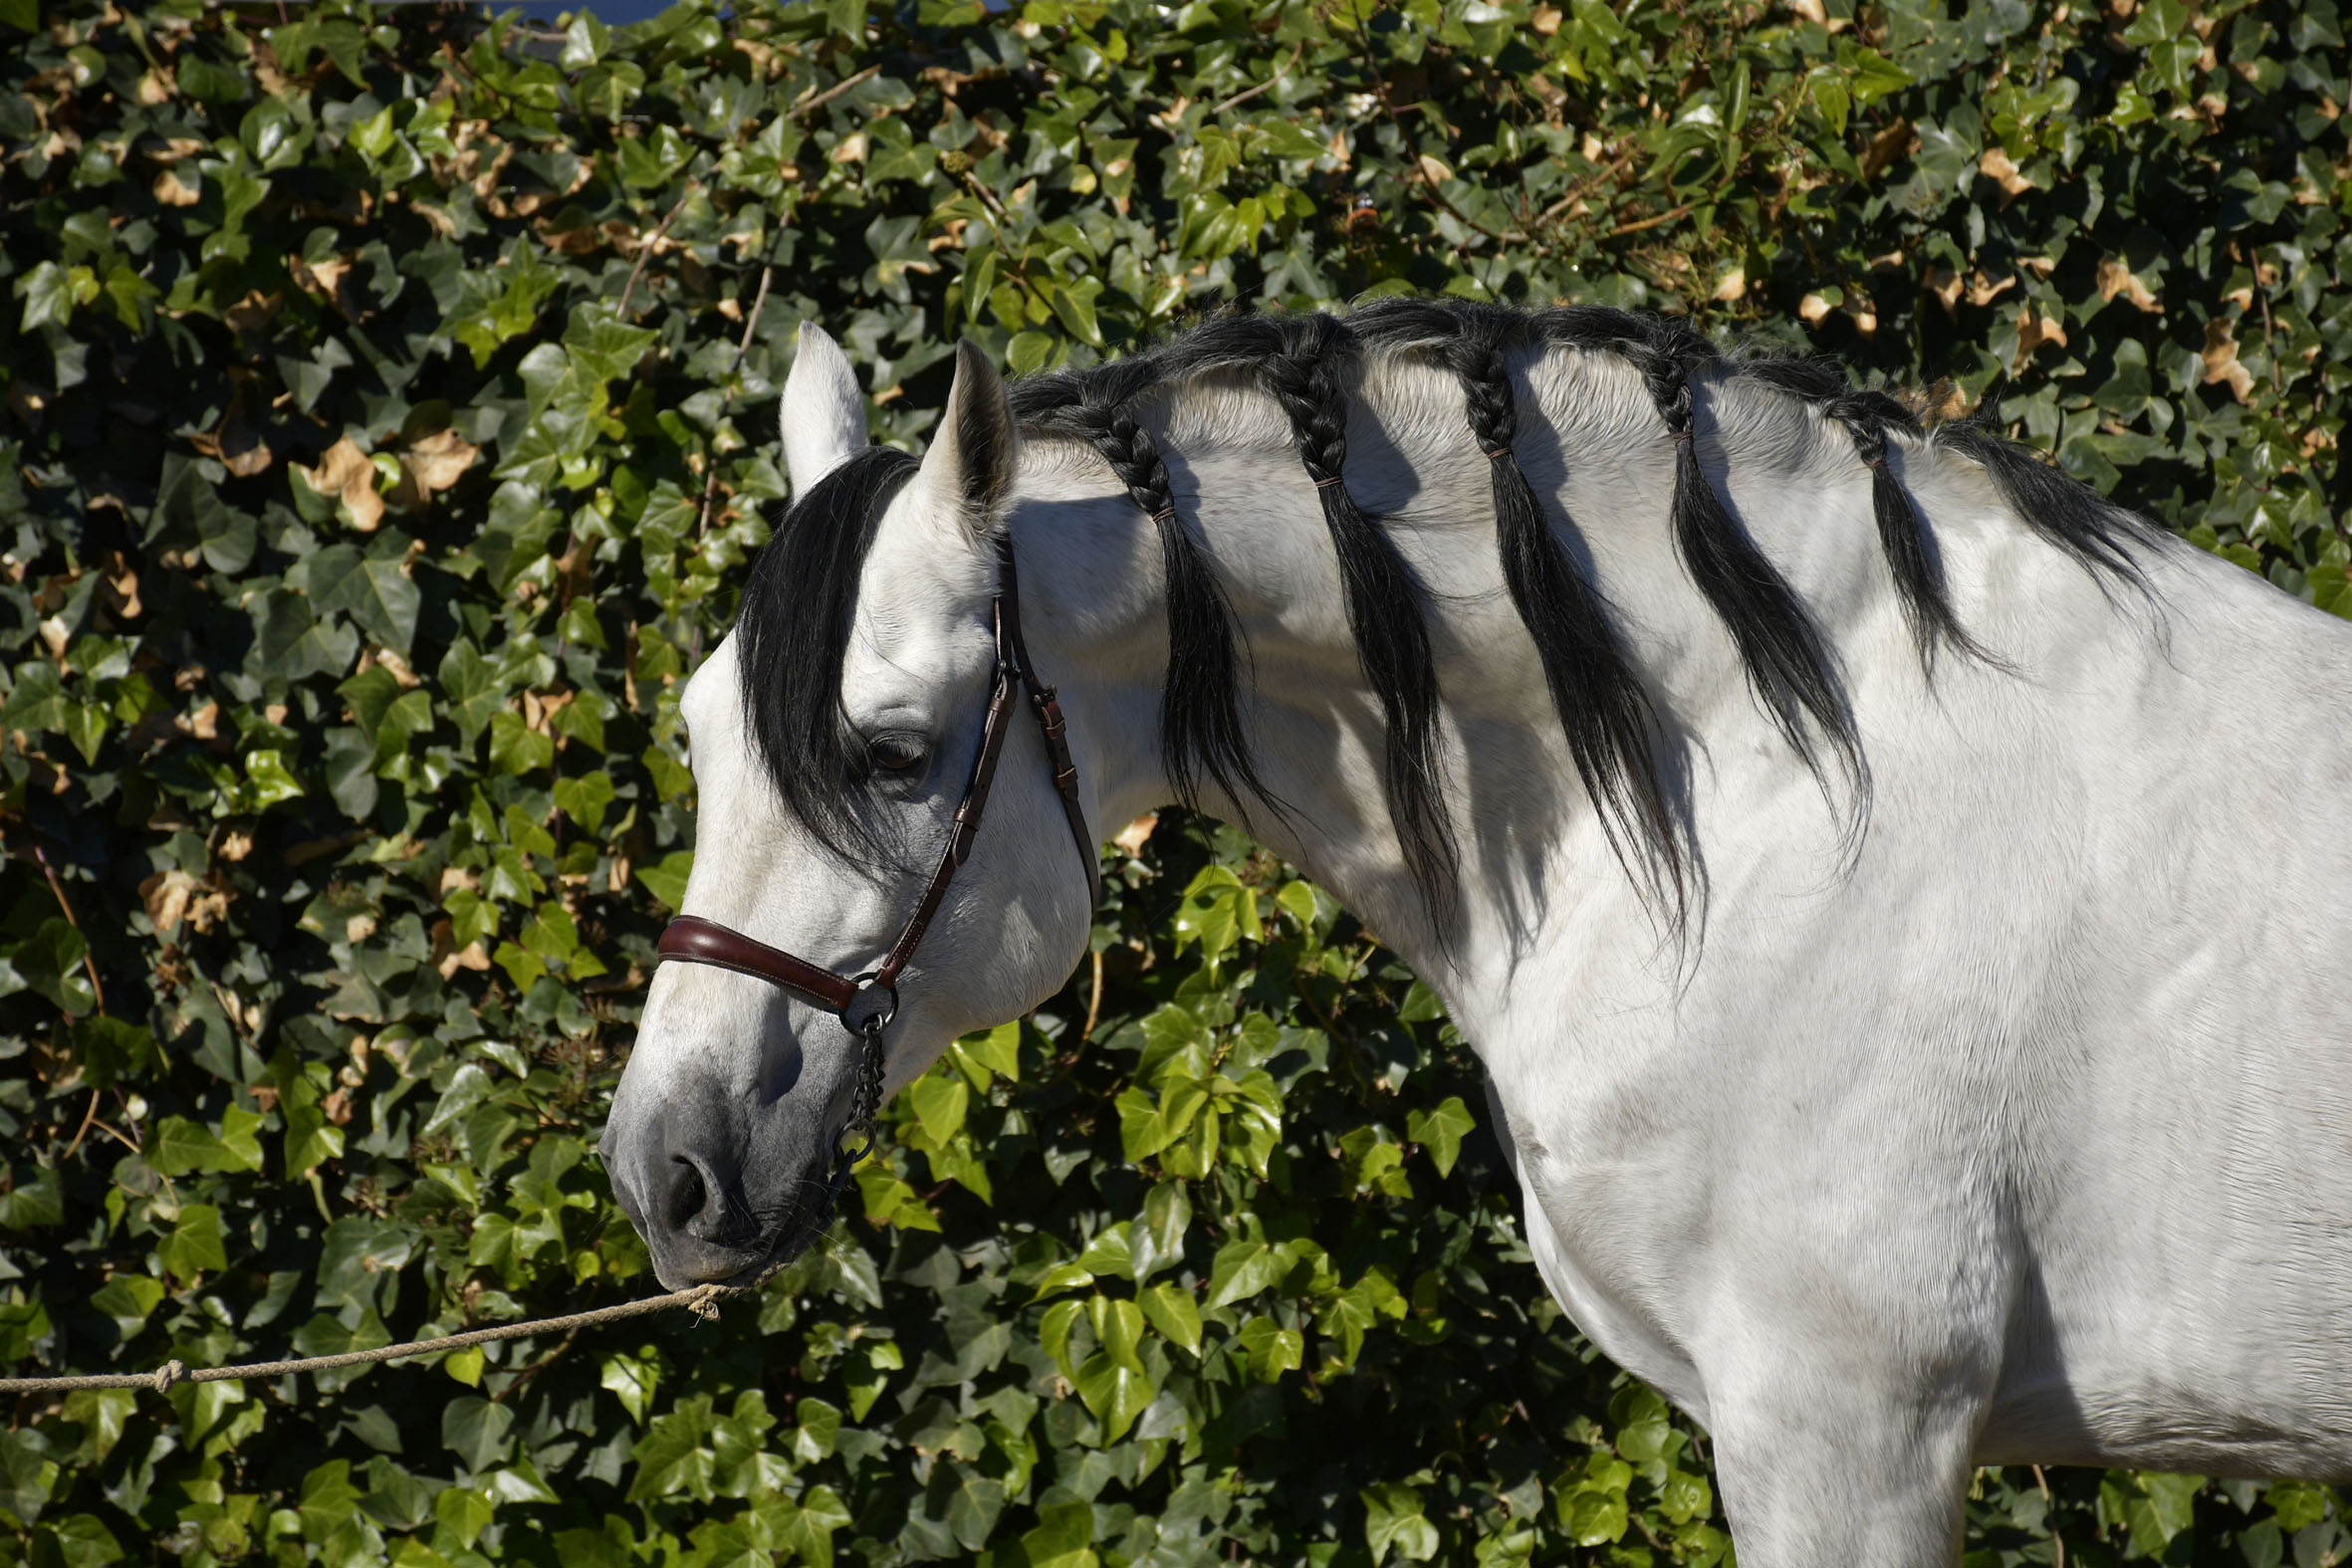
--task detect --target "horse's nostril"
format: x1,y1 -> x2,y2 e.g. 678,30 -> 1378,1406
663,1156 -> 710,1234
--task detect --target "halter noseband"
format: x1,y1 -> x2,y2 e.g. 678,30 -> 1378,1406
653,532 -> 1096,1195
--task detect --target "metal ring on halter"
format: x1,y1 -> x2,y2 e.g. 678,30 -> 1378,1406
838,975 -> 898,1038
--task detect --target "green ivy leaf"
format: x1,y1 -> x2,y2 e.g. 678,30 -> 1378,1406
84,1277 -> 157,1343
1138,1281 -> 1202,1356
441,1398 -> 515,1472
942,1469 -> 1006,1552
599,1352 -> 657,1422
486,710 -> 555,776
1206,1235 -> 1288,1309
443,1346 -> 484,1388
156,1205 -> 226,1284
15,260 -> 77,331
553,770 -> 616,833
305,545 -> 421,654
148,1108 -> 264,1175
908,1070 -> 969,1145
635,850 -> 694,910
1404,1096 -> 1475,1177
1073,1351 -> 1154,1442
1235,1313 -> 1302,1382
1129,1180 -> 1191,1282
0,1429 -> 60,1527
252,592 -> 359,684
1363,1481 -> 1441,1565
1020,1500 -> 1099,1568
776,1483 -> 853,1568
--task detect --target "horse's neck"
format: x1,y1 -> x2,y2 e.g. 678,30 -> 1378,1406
1014,357 -> 1932,1019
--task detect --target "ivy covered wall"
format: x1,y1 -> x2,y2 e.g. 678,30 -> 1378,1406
0,0 -> 2346,1564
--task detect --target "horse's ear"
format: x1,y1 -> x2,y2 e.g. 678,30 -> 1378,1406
911,340 -> 1018,540
781,322 -> 867,495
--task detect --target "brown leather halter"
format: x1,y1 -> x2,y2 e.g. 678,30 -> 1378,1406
653,532 -> 1095,1185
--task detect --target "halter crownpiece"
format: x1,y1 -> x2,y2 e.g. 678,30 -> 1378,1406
653,531 -> 1096,1185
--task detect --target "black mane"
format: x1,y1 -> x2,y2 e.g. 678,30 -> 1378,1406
741,302 -> 2159,928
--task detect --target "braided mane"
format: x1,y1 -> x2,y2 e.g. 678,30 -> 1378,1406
1002,301 -> 2157,931
742,301 -> 2158,930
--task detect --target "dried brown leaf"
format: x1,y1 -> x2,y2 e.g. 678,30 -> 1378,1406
2202,316 -> 2255,403
2097,256 -> 2160,313
1925,263 -> 1963,317
1979,147 -> 2035,204
140,869 -> 229,936
1967,269 -> 2016,307
102,555 -> 141,620
1860,117 -> 1913,180
298,437 -> 386,533
304,254 -> 353,298
2014,301 -> 2068,370
432,918 -> 493,979
399,427 -> 479,506
152,166 -> 199,207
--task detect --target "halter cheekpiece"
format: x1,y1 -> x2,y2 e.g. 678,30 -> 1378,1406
654,531 -> 1095,1202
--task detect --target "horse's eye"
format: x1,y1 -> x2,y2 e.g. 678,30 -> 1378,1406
866,733 -> 928,776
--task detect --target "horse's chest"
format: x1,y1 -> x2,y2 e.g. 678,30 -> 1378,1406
1488,1071 -> 1725,1417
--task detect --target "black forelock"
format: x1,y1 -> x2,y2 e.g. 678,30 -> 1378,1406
733,444 -> 920,865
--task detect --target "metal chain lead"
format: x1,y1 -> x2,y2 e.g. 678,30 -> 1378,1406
823,1018 -> 890,1205
847,1016 -> 888,1149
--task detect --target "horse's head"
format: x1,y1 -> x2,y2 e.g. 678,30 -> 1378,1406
599,326 -> 1096,1287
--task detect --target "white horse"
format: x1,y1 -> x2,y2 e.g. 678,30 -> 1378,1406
598,303 -> 2352,1565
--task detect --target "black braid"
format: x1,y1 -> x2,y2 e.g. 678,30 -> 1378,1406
1933,422 -> 2155,595
1447,308 -> 1685,915
1346,298 -> 1691,916
1627,323 -> 1863,803
1252,316 -> 1458,924
1735,358 -> 1981,671
1070,386 -> 1275,818
1832,391 -> 1980,668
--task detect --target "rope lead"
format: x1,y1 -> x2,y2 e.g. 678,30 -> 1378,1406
0,1282 -> 741,1395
